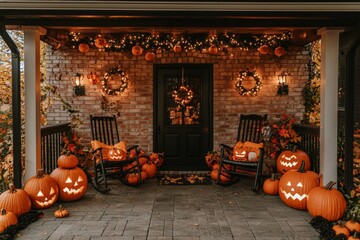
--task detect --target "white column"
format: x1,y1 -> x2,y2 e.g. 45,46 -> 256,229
24,27 -> 46,183
317,28 -> 342,188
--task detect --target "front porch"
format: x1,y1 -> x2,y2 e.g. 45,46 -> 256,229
17,178 -> 318,240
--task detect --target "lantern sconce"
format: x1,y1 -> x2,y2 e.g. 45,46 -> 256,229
74,73 -> 85,96
277,72 -> 288,96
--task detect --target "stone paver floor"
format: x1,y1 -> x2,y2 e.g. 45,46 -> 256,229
16,177 -> 319,240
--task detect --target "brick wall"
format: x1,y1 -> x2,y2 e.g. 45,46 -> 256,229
45,46 -> 309,152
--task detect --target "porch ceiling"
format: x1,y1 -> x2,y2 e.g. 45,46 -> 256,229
2,1 -> 360,46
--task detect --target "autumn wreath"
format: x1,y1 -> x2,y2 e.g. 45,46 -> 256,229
234,68 -> 262,96
101,67 -> 129,95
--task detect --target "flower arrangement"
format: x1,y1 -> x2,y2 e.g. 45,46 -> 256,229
61,131 -> 89,158
265,114 -> 302,160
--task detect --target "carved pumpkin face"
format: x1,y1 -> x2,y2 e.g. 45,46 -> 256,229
24,169 -> 59,209
276,148 -> 310,174
278,161 -> 319,210
50,167 -> 88,202
108,148 -> 126,161
233,148 -> 248,161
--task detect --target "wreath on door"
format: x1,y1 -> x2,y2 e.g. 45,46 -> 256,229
234,68 -> 262,96
101,67 -> 129,95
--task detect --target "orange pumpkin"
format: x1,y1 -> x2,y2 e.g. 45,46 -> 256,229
145,51 -> 156,61
219,168 -> 232,182
78,43 -> 90,53
211,170 -> 219,181
258,45 -> 270,55
332,222 -> 350,238
349,232 -> 360,240
140,171 -> 147,181
173,44 -> 182,53
208,45 -> 218,55
138,157 -> 148,166
24,169 -> 59,209
127,173 -> 140,185
132,45 -> 143,56
142,163 -> 157,178
94,37 -> 106,48
212,164 -> 220,171
278,161 -> 319,210
307,181 -> 347,222
50,167 -> 88,202
0,209 -> 17,230
0,224 -> 5,233
0,183 -> 31,217
58,153 -> 79,169
263,173 -> 279,195
276,147 -> 310,174
345,219 -> 360,233
274,46 -> 286,57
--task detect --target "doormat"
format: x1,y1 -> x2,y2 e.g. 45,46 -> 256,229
157,173 -> 212,185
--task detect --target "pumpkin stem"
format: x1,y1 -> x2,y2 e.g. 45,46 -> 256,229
59,205 -> 63,211
1,208 -> 6,215
354,232 -> 359,237
297,160 -> 306,173
36,169 -> 44,178
8,183 -> 16,193
270,173 -> 275,181
324,181 -> 336,190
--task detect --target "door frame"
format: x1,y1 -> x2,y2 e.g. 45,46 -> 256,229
153,63 -> 213,168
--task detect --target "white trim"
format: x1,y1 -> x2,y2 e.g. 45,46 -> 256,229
0,1 -> 360,12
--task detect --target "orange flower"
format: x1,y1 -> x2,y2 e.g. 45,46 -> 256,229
279,127 -> 290,138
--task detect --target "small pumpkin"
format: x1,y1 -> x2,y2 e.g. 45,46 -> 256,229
258,45 -> 270,55
140,171 -> 147,181
145,51 -> 156,61
0,224 -> 5,233
54,205 -> 69,218
24,169 -> 59,209
0,209 -> 17,230
274,46 -> 286,57
127,173 -> 140,185
94,37 -> 106,49
307,181 -> 347,221
278,161 -> 319,210
332,221 -> 350,238
276,146 -> 311,174
138,157 -> 148,166
345,218 -> 360,233
131,45 -> 143,56
58,152 -> 79,169
173,44 -> 182,53
348,232 -> 360,240
142,163 -> 157,178
78,43 -> 90,53
208,45 -> 218,55
0,183 -> 32,217
211,169 -> 219,181
263,173 -> 279,195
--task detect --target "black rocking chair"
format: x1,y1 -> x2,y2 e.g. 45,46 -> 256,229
89,115 -> 143,193
216,114 -> 267,192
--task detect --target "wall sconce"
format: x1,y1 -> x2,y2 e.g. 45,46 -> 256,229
277,72 -> 288,96
87,72 -> 99,85
74,73 -> 85,96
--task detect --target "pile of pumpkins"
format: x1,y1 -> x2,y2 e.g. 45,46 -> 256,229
263,147 -> 360,239
123,154 -> 158,185
0,153 -> 88,233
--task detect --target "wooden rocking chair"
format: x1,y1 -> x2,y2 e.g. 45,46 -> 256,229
89,115 -> 142,193
216,114 -> 267,192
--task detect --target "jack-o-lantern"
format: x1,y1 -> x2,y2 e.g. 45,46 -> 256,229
24,169 -> 59,209
276,147 -> 310,174
78,43 -> 90,53
131,45 -> 143,56
258,45 -> 270,55
145,51 -> 156,61
108,148 -> 126,161
173,44 -> 182,53
50,167 -> 88,202
208,45 -> 218,55
274,46 -> 286,57
278,161 -> 319,210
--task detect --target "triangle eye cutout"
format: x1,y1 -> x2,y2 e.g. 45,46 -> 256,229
297,182 -> 303,187
287,181 -> 291,186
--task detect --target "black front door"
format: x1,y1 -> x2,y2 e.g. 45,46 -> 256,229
154,64 -> 213,170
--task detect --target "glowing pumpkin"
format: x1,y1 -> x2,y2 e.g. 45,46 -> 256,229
258,45 -> 270,55
24,169 -> 59,209
131,45 -> 143,56
208,45 -> 218,55
50,167 -> 88,202
173,44 -> 182,53
78,43 -> 90,53
278,161 -> 319,210
0,183 -> 32,217
307,181 -> 347,222
57,153 -> 79,169
276,147 -> 310,174
145,51 -> 156,61
108,148 -> 127,161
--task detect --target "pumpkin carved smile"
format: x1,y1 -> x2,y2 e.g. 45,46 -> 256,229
35,189 -> 57,208
279,180 -> 308,201
279,155 -> 299,168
